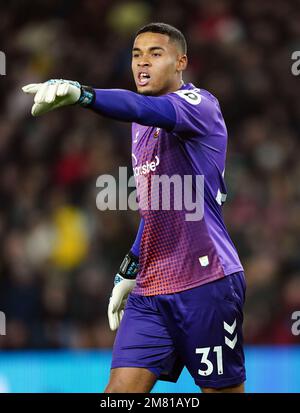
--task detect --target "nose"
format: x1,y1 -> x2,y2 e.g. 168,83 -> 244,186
137,58 -> 151,67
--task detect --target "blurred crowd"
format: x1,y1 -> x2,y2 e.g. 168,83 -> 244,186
0,0 -> 300,349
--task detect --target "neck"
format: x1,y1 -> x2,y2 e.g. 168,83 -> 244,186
158,78 -> 184,96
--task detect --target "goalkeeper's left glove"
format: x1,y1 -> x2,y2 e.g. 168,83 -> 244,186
108,251 -> 139,331
22,79 -> 95,116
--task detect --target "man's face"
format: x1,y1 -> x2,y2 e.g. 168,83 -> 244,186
132,32 -> 186,96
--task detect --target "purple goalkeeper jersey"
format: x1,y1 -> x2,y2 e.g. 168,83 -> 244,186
131,83 -> 243,296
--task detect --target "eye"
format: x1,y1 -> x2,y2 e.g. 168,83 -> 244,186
152,53 -> 161,57
132,54 -> 139,58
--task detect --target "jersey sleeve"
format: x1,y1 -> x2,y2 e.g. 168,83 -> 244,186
130,218 -> 144,258
166,89 -> 220,138
90,89 -> 176,131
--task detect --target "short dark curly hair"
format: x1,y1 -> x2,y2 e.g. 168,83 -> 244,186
135,22 -> 187,54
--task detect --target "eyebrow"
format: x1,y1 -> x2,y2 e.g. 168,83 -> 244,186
132,46 -> 165,52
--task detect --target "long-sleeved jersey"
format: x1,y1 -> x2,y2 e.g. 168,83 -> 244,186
91,83 -> 243,295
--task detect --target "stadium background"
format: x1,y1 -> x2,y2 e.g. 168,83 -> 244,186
0,0 -> 299,392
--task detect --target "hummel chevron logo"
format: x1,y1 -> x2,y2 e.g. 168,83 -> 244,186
223,319 -> 236,335
224,319 -> 237,349
225,335 -> 237,350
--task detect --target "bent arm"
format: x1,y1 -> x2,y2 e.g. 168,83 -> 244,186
130,217 -> 144,258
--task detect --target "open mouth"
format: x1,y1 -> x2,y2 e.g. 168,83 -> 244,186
137,72 -> 151,86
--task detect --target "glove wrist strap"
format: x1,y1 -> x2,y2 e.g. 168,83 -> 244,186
118,251 -> 139,279
78,85 -> 95,107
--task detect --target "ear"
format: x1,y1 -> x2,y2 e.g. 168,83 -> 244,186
176,54 -> 188,72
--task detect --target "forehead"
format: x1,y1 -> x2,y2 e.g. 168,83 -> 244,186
133,32 -> 175,51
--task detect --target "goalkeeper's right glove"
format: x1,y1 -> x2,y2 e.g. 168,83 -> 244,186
22,79 -> 95,116
108,251 -> 139,331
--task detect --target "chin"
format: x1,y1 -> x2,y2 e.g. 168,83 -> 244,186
137,87 -> 156,96
136,83 -> 160,96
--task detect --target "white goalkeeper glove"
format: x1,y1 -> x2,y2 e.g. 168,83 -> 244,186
22,79 -> 95,116
108,252 -> 139,331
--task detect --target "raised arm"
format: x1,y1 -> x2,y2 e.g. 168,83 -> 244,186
22,79 -> 176,130
90,89 -> 176,130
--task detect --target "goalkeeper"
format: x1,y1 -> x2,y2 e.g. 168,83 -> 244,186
23,23 -> 246,393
